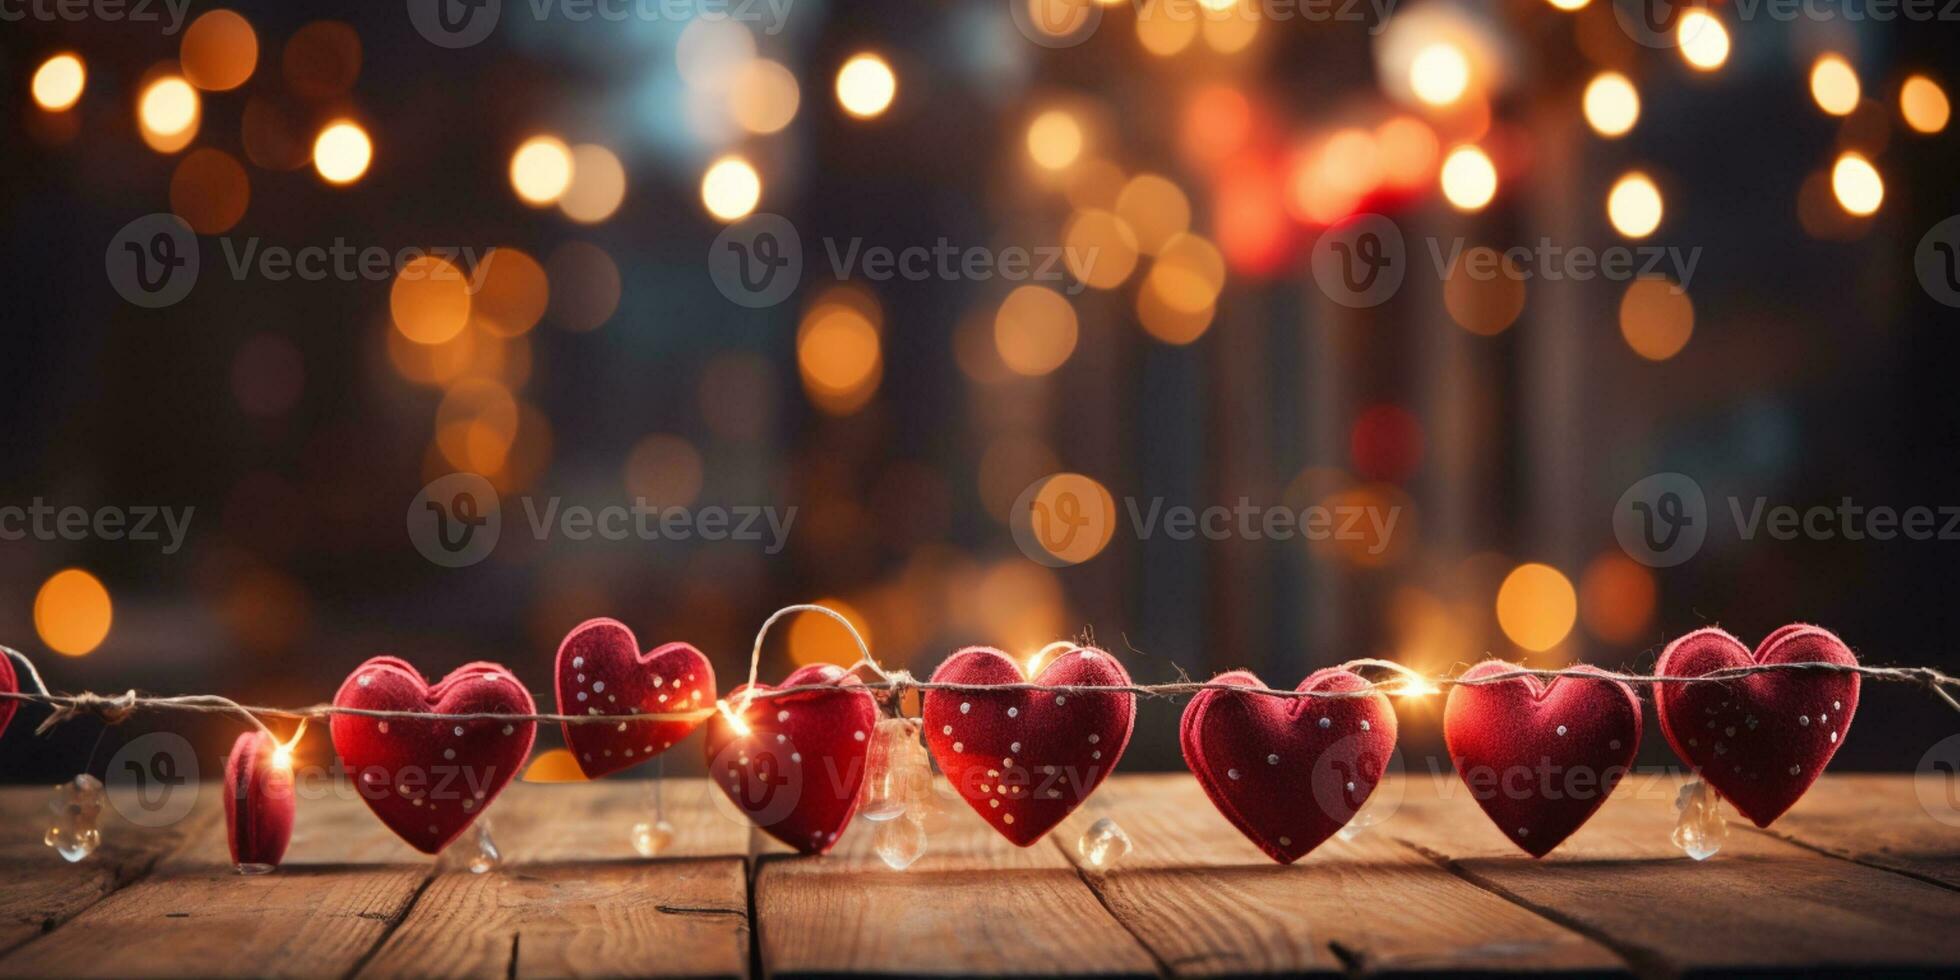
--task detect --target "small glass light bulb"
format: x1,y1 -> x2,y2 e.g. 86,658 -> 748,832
858,717 -> 924,822
464,820 -> 501,873
632,819 -> 676,857
44,774 -> 105,863
1076,816 -> 1132,870
873,810 -> 927,870
1671,778 -> 1729,861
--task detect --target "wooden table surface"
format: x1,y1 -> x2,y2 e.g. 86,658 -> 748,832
0,773 -> 1955,977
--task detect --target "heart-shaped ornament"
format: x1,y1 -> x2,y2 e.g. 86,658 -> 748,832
555,618 -> 716,778
703,663 -> 878,854
0,650 -> 18,740
1444,660 -> 1642,857
331,657 -> 537,854
1655,624 -> 1859,827
224,731 -> 296,870
923,645 -> 1135,846
1180,669 -> 1398,864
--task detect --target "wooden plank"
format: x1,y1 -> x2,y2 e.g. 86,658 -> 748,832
357,778 -> 750,979
1763,773 -> 1960,890
1386,770 -> 1960,974
0,785 -> 212,959
1050,775 -> 1626,976
752,780 -> 1159,978
0,777 -> 425,979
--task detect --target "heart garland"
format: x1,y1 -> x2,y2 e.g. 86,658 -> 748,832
1655,624 -> 1859,827
330,657 -> 537,854
0,650 -> 17,741
1444,660 -> 1643,857
223,731 -> 295,870
703,663 -> 879,854
922,645 -> 1135,846
1180,668 -> 1398,863
554,617 -> 715,778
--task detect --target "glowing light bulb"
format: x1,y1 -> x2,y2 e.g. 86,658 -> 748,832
1076,817 -> 1132,869
1672,778 -> 1728,860
1832,151 -> 1883,216
510,136 -> 574,206
836,53 -> 896,119
1677,11 -> 1729,72
700,155 -> 761,222
1439,145 -> 1496,212
1809,55 -> 1860,117
32,54 -> 85,111
715,698 -> 754,737
1901,75 -> 1950,134
271,743 -> 294,771
1607,172 -> 1664,239
1410,43 -> 1470,107
1583,72 -> 1639,137
312,121 -> 371,185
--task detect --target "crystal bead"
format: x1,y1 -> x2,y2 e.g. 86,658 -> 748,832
235,863 -> 276,876
874,810 -> 927,870
1671,778 -> 1729,861
632,819 -> 676,857
44,774 -> 105,863
1076,817 -> 1132,870
858,717 -> 927,822
441,820 -> 502,874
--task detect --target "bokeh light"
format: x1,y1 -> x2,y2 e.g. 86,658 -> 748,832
836,53 -> 896,119
283,21 -> 361,99
138,76 -> 200,153
559,144 -> 626,223
1350,405 -> 1424,483
1443,246 -> 1527,336
1583,72 -> 1639,137
728,59 -> 800,134
1607,172 -> 1663,238
1027,109 -> 1085,171
623,434 -> 705,507
1901,75 -> 1950,133
1440,145 -> 1496,211
994,286 -> 1079,376
436,378 -> 520,473
788,599 -> 873,667
35,569 -> 112,657
391,255 -> 473,346
1831,151 -> 1884,216
31,54 -> 85,111
1021,474 -> 1116,566
1619,277 -> 1694,361
1147,232 -> 1227,314
546,242 -> 621,332
1495,562 -> 1576,653
471,248 -> 549,337
1061,209 -> 1139,289
1410,43 -> 1470,107
312,120 -> 372,184
1810,55 -> 1860,116
1677,11 -> 1729,72
1115,173 -> 1191,255
169,148 -> 251,234
1580,553 -> 1656,646
511,136 -> 574,206
181,9 -> 258,92
701,155 -> 762,221
798,297 -> 882,414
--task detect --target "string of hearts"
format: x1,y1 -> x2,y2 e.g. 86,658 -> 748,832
2,608 -> 1957,869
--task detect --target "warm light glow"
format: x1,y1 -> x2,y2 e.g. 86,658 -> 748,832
1061,209 -> 1139,289
271,742 -> 295,771
559,144 -> 627,223
181,9 -> 258,91
1583,72 -> 1639,137
1439,145 -> 1497,212
1027,110 -> 1084,170
1410,43 -> 1470,107
139,76 -> 200,151
1619,277 -> 1694,361
700,155 -> 761,222
1545,0 -> 1588,9
312,120 -> 371,184
391,255 -> 473,345
1607,172 -> 1663,238
995,286 -> 1080,376
1809,55 -> 1860,116
728,58 -> 800,134
1831,151 -> 1883,216
835,53 -> 896,119
1393,678 -> 1441,699
510,136 -> 574,206
798,300 -> 882,414
1114,173 -> 1191,255
31,54 -> 85,111
34,569 -> 112,657
1495,563 -> 1577,653
715,698 -> 754,737
1677,11 -> 1729,72
1901,75 -> 1950,134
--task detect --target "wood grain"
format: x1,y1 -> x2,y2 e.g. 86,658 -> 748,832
1386,770 -> 1960,974
357,778 -> 750,979
1764,773 -> 1960,890
751,780 -> 1159,978
1050,775 -> 1627,976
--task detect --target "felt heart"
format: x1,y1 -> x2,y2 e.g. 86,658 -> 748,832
923,645 -> 1135,846
330,657 -> 536,854
0,650 -> 18,741
703,663 -> 878,854
555,618 -> 715,778
223,731 -> 295,870
1655,624 -> 1859,827
1444,660 -> 1642,857
1180,669 -> 1398,864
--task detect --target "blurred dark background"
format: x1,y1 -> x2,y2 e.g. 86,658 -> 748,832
3,1 -> 1958,784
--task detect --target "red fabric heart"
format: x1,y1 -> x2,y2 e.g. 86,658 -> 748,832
1444,660 -> 1642,857
330,657 -> 536,854
555,618 -> 715,778
1655,624 -> 1859,827
0,650 -> 18,740
1180,669 -> 1398,864
223,731 -> 295,869
703,664 -> 878,854
923,645 -> 1135,846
